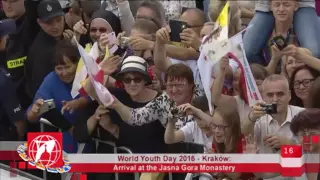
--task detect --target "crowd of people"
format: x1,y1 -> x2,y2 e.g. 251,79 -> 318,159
0,0 -> 320,180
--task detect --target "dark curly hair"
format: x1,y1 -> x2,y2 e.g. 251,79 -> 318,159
290,108 -> 320,136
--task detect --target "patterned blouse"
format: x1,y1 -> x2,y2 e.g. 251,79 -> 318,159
122,86 -> 203,129
159,0 -> 197,22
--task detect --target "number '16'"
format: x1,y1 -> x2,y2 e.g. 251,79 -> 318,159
284,147 -> 293,154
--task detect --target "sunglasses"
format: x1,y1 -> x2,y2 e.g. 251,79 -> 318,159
122,77 -> 143,84
90,28 -> 107,33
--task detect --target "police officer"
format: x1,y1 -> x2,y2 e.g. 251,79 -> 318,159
25,0 -> 70,100
0,19 -> 26,141
1,0 -> 41,109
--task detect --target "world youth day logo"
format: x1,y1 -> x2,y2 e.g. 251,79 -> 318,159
17,132 -> 71,173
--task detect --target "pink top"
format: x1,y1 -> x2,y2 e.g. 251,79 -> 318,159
316,0 -> 320,16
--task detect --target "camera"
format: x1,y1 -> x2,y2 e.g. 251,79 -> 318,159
120,37 -> 131,48
39,99 -> 56,114
170,107 -> 186,118
261,103 -> 277,114
272,36 -> 287,50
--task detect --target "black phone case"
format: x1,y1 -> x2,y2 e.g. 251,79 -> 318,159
169,20 -> 188,43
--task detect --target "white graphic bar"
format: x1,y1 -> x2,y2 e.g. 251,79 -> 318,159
66,154 -> 279,164
2,141 -> 320,165
0,141 -> 24,151
281,158 -> 304,167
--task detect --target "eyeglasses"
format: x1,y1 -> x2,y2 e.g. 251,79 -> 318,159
90,28 -> 107,33
165,83 -> 186,90
297,130 -> 320,137
209,122 -> 229,130
293,79 -> 314,89
122,77 -> 143,84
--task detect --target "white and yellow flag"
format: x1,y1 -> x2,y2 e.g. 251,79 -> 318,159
197,1 -> 230,114
198,1 -> 261,113
71,40 -> 114,98
76,42 -> 114,107
71,43 -> 100,98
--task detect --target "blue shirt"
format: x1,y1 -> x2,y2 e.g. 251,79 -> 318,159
30,71 -> 90,153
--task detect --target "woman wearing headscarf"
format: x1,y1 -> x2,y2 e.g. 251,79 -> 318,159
73,8 -> 122,50
90,10 -> 122,43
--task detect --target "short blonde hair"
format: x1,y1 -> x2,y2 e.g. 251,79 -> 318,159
209,0 -> 242,37
281,47 -> 312,78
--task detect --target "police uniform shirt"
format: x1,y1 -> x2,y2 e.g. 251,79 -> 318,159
0,69 -> 24,126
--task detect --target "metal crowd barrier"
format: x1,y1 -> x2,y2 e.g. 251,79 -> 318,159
40,118 -> 140,180
40,118 -> 85,180
93,138 -> 140,180
185,173 -> 214,180
178,142 -> 213,180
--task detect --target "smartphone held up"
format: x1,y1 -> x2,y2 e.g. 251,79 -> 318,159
169,20 -> 189,48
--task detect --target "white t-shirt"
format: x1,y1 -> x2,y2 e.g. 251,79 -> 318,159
180,121 -> 213,151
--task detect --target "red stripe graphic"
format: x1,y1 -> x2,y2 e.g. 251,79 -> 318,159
0,151 -> 21,160
67,163 -> 282,173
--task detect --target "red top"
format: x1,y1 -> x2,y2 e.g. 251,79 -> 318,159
212,135 -> 255,180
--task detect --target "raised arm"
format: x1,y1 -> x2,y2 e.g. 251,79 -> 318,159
283,45 -> 320,72
211,56 -> 237,107
117,0 -> 135,36
168,27 -> 201,60
265,45 -> 282,74
165,45 -> 200,61
165,103 -> 213,144
164,117 -> 185,144
154,27 -> 172,72
242,102 -> 265,136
